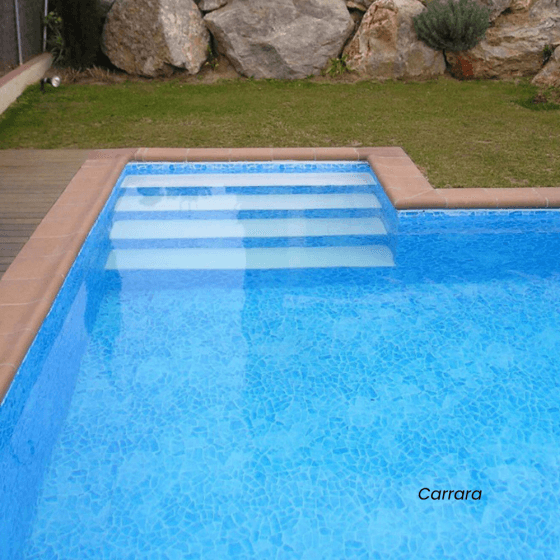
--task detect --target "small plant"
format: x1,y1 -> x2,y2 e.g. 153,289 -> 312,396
413,0 -> 491,53
542,44 -> 554,65
323,54 -> 350,77
204,44 -> 219,71
43,11 -> 66,65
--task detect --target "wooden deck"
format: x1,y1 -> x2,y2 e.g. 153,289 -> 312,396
0,149 -> 90,278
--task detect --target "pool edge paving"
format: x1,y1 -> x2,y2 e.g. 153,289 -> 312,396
1,145 -> 560,403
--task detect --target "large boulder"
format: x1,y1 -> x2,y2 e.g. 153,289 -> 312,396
532,45 -> 560,86
445,0 -> 560,79
203,0 -> 354,79
343,0 -> 446,79
196,0 -> 228,12
102,0 -> 210,77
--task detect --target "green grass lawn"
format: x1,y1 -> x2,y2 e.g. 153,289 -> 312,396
1,76 -> 559,188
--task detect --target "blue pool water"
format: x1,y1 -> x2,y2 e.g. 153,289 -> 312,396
1,162 -> 560,559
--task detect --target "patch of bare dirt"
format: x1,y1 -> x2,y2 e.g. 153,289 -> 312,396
51,62 -> 551,92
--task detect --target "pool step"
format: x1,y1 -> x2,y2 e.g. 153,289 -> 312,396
121,172 -> 376,189
110,217 -> 387,240
114,193 -> 381,212
106,246 -> 395,270
108,170 -> 396,270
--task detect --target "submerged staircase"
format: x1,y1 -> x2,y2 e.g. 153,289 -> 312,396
105,169 -> 396,271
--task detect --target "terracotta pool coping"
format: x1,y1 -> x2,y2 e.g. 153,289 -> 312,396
1,145 -> 560,402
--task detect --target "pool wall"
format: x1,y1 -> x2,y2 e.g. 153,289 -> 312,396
1,145 -> 560,405
0,176 -> 123,558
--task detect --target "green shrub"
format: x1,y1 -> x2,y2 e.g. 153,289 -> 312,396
413,0 -> 491,53
43,11 -> 66,65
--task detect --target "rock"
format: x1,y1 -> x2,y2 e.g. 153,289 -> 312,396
509,0 -> 538,11
203,0 -> 354,79
343,0 -> 446,79
196,0 -> 228,12
348,10 -> 366,34
529,0 -> 560,14
445,0 -> 560,79
102,0 -> 210,77
347,0 -> 374,32
475,0 -> 512,22
97,0 -> 116,19
347,0 -> 375,10
532,45 -> 560,86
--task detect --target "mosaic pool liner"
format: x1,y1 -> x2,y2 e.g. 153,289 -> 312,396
1,149 -> 560,559
2,147 -> 560,403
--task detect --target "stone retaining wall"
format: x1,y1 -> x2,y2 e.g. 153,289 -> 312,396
97,0 -> 560,82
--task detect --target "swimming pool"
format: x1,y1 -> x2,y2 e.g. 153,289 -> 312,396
1,161 -> 560,559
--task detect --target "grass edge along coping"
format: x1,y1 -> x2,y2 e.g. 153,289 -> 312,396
0,76 -> 559,189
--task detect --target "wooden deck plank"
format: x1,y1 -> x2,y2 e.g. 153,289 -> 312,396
0,149 -> 90,277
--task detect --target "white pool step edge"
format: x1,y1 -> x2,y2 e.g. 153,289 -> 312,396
121,172 -> 376,188
110,217 -> 387,240
106,246 -> 395,270
114,193 -> 382,212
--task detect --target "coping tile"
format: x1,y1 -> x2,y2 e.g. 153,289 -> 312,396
492,188 -> 548,208
395,190 -> 448,209
271,148 -> 317,160
441,188 -> 499,209
370,156 -> 424,168
44,205 -> 100,223
0,302 -> 42,335
313,147 -> 360,160
535,188 -> 560,208
141,148 -> 189,162
365,147 -> 408,158
0,278 -> 54,306
31,217 -> 88,239
134,147 -> 149,161
371,163 -> 424,178
377,175 -> 433,202
63,170 -> 110,193
54,188 -> 102,207
186,148 -> 232,161
81,159 -> 118,169
1,254 -> 64,282
229,148 -> 274,161
14,236 -> 76,259
0,330 -> 37,376
0,330 -> 35,359
87,148 -> 137,160
354,147 -> 376,158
